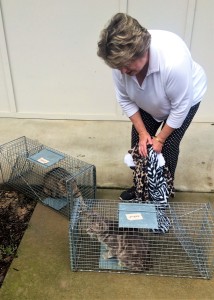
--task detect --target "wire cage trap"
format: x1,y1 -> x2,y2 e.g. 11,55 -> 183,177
69,200 -> 214,279
0,136 -> 96,217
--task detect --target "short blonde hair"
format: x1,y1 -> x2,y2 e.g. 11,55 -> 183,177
97,13 -> 151,69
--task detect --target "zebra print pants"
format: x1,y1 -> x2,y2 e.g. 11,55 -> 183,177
131,102 -> 200,179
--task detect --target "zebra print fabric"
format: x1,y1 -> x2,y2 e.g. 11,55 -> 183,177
131,144 -> 174,233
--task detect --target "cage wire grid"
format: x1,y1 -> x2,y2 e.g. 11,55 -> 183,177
69,200 -> 214,279
0,136 -> 96,218
1,137 -> 213,279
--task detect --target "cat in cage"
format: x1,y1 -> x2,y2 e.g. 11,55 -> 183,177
43,167 -> 82,199
86,212 -> 151,271
43,168 -> 151,271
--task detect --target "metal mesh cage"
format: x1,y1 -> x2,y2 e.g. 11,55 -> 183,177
69,200 -> 214,279
0,136 -> 96,217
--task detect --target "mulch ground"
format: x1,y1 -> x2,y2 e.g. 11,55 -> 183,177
0,186 -> 36,287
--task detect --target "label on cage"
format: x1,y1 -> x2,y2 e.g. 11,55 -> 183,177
126,213 -> 143,221
119,203 -> 159,229
28,148 -> 65,167
37,157 -> 50,164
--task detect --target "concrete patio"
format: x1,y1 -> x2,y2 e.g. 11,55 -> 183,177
0,118 -> 213,299
0,118 -> 213,192
0,189 -> 213,300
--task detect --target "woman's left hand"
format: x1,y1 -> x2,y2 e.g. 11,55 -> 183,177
152,137 -> 164,153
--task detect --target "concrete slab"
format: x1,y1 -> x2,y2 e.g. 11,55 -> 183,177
0,189 -> 214,300
0,118 -> 213,191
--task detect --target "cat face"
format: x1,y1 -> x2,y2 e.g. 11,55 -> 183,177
43,167 -> 82,199
86,213 -> 109,237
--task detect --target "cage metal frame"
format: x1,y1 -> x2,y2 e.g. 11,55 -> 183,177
0,136 -> 96,218
69,199 -> 214,279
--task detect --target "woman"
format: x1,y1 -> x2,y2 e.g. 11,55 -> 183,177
97,13 -> 207,200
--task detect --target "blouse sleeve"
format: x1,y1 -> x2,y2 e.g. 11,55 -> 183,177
112,69 -> 139,117
165,56 -> 193,128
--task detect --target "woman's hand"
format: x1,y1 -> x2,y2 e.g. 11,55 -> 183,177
129,111 -> 174,156
152,136 -> 164,153
138,132 -> 153,156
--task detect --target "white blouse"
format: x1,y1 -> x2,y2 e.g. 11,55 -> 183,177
112,30 -> 207,128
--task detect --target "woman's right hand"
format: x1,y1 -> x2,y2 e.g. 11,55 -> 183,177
138,131 -> 153,156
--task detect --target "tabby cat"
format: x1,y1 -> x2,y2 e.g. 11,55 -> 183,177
43,168 -> 151,271
43,167 -> 82,199
86,212 -> 151,271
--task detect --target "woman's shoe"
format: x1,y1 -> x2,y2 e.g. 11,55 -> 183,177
119,186 -> 136,201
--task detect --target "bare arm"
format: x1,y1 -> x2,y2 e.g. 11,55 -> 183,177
130,111 -> 175,156
153,124 -> 175,153
129,111 -> 153,156
158,124 -> 175,141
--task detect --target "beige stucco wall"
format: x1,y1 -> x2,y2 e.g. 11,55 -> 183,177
0,0 -> 213,122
